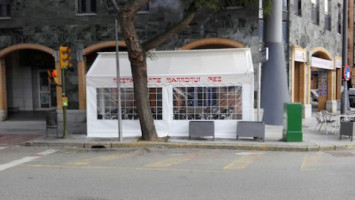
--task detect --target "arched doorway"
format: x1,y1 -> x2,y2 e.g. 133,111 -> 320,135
181,38 -> 245,50
0,43 -> 56,120
309,47 -> 335,112
78,41 -> 127,110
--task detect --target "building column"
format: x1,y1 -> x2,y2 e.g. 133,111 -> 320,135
77,52 -> 86,110
0,58 -> 7,120
326,70 -> 337,113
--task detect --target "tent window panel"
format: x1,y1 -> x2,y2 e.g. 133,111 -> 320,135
97,87 -> 162,120
173,86 -> 242,120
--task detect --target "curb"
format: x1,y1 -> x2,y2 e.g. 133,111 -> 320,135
23,140 -> 354,152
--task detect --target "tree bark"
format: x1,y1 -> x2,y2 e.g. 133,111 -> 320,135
119,0 -> 157,141
118,0 -> 200,141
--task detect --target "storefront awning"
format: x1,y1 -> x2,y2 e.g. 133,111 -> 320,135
86,48 -> 254,87
311,56 -> 333,70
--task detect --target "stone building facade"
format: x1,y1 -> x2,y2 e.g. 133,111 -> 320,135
287,0 -> 348,117
0,0 -> 349,134
0,0 -> 260,126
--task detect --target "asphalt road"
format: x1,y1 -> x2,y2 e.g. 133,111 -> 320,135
0,146 -> 355,200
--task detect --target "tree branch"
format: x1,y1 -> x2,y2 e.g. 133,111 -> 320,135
142,2 -> 198,52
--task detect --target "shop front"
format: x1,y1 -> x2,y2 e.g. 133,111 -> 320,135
291,46 -> 339,117
86,49 -> 254,138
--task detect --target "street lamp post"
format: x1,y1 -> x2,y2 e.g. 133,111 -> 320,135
341,0 -> 349,114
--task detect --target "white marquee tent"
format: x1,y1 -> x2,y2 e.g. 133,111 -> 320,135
86,48 -> 254,138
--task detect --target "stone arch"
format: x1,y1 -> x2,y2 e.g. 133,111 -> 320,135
0,43 -> 55,58
82,41 -> 126,56
180,38 -> 245,50
78,41 -> 126,110
310,47 -> 333,60
309,47 -> 335,112
0,43 -> 57,120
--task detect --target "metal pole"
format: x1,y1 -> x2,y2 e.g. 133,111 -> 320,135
257,62 -> 261,121
341,0 -> 349,114
261,0 -> 290,125
62,69 -> 68,138
115,19 -> 123,141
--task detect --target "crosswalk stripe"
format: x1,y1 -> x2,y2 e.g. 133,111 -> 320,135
144,151 -> 207,168
0,149 -> 58,172
224,153 -> 263,170
69,149 -> 144,166
301,152 -> 323,171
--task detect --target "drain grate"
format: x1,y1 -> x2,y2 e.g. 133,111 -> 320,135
91,145 -> 106,149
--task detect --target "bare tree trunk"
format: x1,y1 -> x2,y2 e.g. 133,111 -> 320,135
131,59 -> 157,141
119,0 -> 157,141
118,0 -> 197,141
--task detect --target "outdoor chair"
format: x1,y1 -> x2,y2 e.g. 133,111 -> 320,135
345,109 -> 355,121
321,110 -> 337,134
314,112 -> 325,133
46,111 -> 58,137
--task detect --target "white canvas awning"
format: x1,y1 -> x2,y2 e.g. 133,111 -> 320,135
86,48 -> 254,87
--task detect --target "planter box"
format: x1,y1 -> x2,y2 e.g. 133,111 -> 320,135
237,121 -> 265,142
189,121 -> 215,140
340,122 -> 354,141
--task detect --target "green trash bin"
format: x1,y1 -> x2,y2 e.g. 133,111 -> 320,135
283,103 -> 303,142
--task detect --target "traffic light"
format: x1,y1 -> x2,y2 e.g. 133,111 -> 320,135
47,69 -> 59,85
62,97 -> 68,107
59,46 -> 72,69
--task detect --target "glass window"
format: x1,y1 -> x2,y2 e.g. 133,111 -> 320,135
282,0 -> 288,11
282,21 -> 288,43
173,86 -> 243,120
338,3 -> 341,34
0,2 -> 11,18
97,87 -> 162,120
259,19 -> 265,43
293,0 -> 302,16
226,0 -> 245,9
311,0 -> 319,25
325,0 -> 331,31
77,0 -> 97,14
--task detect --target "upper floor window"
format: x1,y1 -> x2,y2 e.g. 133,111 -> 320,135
282,0 -> 288,11
311,0 -> 319,25
324,0 -> 331,31
259,19 -> 265,43
293,0 -> 301,16
226,0 -> 245,9
338,3 -> 342,34
77,0 -> 97,14
259,0 -> 264,18
282,0 -> 288,20
282,21 -> 288,43
0,0 -> 11,18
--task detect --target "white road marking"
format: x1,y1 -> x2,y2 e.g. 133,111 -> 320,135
0,149 -> 58,172
235,152 -> 264,156
0,147 -> 7,151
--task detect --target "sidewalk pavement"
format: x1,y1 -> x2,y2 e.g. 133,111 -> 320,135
10,115 -> 354,152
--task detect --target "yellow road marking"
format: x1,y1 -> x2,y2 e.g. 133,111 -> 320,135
67,149 -> 144,166
301,152 -> 323,171
144,151 -> 207,168
224,154 -> 262,170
